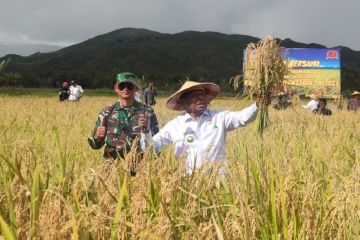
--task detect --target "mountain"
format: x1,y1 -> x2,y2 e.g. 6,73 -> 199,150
1,28 -> 360,92
0,43 -> 62,58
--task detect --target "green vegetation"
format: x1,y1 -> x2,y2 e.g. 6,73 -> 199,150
0,60 -> 6,72
1,28 -> 359,92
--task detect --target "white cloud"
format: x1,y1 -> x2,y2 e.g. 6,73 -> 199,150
0,32 -> 75,47
0,0 -> 359,55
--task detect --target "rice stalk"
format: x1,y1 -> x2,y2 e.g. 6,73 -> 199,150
0,168 -> 16,235
211,213 -> 224,240
279,182 -> 289,239
0,215 -> 17,240
110,175 -> 129,240
30,165 -> 42,238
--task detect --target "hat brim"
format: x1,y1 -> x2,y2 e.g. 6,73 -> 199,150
351,91 -> 360,96
166,82 -> 220,111
309,94 -> 319,100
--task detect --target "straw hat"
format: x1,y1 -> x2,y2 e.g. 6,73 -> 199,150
309,91 -> 324,100
351,91 -> 360,96
166,81 -> 220,111
309,93 -> 318,100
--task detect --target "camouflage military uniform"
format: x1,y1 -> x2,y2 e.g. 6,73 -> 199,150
88,100 -> 159,159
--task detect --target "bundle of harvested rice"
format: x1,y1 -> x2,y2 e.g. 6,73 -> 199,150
232,36 -> 288,135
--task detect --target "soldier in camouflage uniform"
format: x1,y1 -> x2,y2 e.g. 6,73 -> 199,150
88,72 -> 159,160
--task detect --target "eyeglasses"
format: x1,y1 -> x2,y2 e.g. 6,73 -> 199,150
118,82 -> 135,90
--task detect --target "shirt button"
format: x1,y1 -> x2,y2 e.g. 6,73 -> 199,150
186,136 -> 194,143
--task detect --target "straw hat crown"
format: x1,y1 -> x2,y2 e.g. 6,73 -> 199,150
351,91 -> 360,96
309,91 -> 324,100
166,81 -> 220,111
309,93 -> 318,100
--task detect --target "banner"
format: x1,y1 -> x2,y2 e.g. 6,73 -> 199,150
244,48 -> 341,97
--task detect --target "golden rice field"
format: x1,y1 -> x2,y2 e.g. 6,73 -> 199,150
0,94 -> 359,239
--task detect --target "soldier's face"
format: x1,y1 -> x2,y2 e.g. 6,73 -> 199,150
114,82 -> 136,100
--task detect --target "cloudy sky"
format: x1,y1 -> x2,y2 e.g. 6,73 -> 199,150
0,0 -> 359,57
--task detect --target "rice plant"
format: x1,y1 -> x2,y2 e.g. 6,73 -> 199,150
0,94 -> 359,239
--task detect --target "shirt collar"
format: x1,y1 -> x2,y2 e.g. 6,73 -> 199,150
183,109 -> 211,122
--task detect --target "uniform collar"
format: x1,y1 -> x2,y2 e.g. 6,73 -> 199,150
114,100 -> 142,111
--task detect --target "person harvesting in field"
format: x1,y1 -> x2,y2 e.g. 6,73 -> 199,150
144,82 -> 158,106
303,93 -> 321,111
312,98 -> 332,116
88,72 -> 159,160
68,80 -> 84,101
347,91 -> 360,111
59,80 -> 70,101
138,81 -> 270,172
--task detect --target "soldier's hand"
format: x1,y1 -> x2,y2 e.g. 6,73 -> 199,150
256,92 -> 272,107
95,120 -> 106,140
138,112 -> 149,133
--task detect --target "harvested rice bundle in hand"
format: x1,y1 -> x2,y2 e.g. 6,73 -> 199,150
234,36 -> 288,136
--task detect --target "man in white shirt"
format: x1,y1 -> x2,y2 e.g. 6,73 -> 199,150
139,81 -> 270,173
302,93 -> 319,111
134,89 -> 142,102
68,80 -> 84,101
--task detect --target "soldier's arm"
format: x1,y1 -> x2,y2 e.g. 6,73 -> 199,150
88,107 -> 110,149
149,113 -> 159,135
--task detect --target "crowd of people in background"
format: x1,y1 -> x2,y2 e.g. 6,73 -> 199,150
300,90 -> 360,115
58,77 -> 360,118
270,88 -> 360,116
58,78 -> 359,116
58,80 -> 84,102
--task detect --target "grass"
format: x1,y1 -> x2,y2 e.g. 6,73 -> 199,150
0,93 -> 359,239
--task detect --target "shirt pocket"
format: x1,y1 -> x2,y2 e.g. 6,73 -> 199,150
201,122 -> 220,140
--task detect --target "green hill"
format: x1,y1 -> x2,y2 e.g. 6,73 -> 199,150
1,28 -> 360,92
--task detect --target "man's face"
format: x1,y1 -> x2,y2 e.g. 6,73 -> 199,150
319,101 -> 326,109
353,94 -> 360,100
180,89 -> 208,115
115,82 -> 136,100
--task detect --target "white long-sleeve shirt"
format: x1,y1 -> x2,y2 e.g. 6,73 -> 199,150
303,99 -> 318,110
142,103 -> 258,171
69,85 -> 84,101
